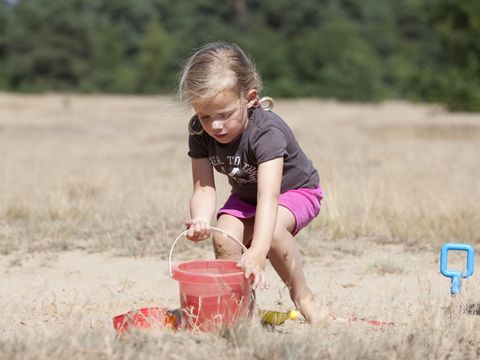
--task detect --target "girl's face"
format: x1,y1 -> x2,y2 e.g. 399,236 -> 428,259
193,89 -> 257,144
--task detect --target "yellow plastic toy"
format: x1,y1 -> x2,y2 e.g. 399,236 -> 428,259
259,309 -> 300,325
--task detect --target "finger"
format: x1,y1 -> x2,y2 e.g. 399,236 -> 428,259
258,272 -> 265,290
195,222 -> 206,241
255,272 -> 262,290
204,224 -> 211,239
237,255 -> 245,268
187,224 -> 195,239
262,273 -> 268,290
244,267 -> 251,280
201,222 -> 209,239
198,222 -> 205,239
252,270 -> 260,289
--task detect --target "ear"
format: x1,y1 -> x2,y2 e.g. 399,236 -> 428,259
246,89 -> 258,108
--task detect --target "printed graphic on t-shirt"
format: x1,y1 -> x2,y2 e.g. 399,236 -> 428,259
208,155 -> 257,184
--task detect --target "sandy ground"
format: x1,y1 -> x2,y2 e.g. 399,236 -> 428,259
1,237 -> 475,338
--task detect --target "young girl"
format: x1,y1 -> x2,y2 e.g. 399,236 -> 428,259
179,42 -> 328,325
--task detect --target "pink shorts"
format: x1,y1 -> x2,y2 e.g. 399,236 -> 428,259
216,186 -> 324,236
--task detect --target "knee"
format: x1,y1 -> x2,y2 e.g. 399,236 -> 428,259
213,234 -> 239,259
268,226 -> 295,266
270,226 -> 290,251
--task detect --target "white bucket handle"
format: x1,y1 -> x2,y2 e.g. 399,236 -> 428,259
168,226 -> 248,277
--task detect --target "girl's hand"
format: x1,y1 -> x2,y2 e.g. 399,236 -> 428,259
185,219 -> 211,241
237,248 -> 268,290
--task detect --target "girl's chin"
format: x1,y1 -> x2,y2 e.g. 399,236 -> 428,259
210,131 -> 242,144
213,134 -> 229,142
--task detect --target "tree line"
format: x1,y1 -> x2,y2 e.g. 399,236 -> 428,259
0,0 -> 479,111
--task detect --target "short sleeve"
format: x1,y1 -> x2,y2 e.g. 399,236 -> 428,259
253,127 -> 287,164
188,134 -> 209,158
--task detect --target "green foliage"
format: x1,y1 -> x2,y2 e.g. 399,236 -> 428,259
418,0 -> 480,111
135,19 -> 176,93
239,27 -> 297,97
0,0 -> 479,110
2,0 -> 94,91
84,20 -> 127,92
290,17 -> 383,100
389,0 -> 480,111
0,3 -> 11,88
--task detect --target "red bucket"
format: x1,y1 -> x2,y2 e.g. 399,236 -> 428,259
112,307 -> 178,334
169,227 -> 253,331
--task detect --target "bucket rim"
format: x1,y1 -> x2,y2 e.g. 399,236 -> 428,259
169,227 -> 247,277
171,259 -> 248,284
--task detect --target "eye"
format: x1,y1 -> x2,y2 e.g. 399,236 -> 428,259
219,111 -> 234,119
198,115 -> 210,122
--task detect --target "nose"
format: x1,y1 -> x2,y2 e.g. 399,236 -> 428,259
211,120 -> 223,131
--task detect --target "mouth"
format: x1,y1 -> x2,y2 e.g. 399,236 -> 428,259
214,133 -> 227,140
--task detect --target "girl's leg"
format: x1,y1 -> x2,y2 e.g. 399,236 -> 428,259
214,214 -> 257,317
213,214 -> 254,260
268,206 -> 329,325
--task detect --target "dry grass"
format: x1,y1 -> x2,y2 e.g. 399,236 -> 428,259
1,94 -> 480,359
1,294 -> 480,360
1,94 -> 479,255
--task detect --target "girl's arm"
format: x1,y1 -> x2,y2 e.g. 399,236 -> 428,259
186,158 -> 216,241
238,157 -> 283,289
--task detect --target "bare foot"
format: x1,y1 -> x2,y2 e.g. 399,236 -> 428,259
296,293 -> 331,325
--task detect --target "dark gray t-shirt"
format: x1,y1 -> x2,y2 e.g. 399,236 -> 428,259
188,106 -> 319,204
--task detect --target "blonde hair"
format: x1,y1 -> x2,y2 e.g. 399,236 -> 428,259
179,42 -> 263,107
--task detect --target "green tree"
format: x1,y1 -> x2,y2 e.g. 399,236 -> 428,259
420,0 -> 480,110
291,17 -> 383,101
0,2 -> 14,88
247,0 -> 324,36
82,20 -> 129,92
239,27 -> 297,97
135,19 -> 176,93
4,0 -> 93,91
0,0 -> 479,110
90,0 -> 156,52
